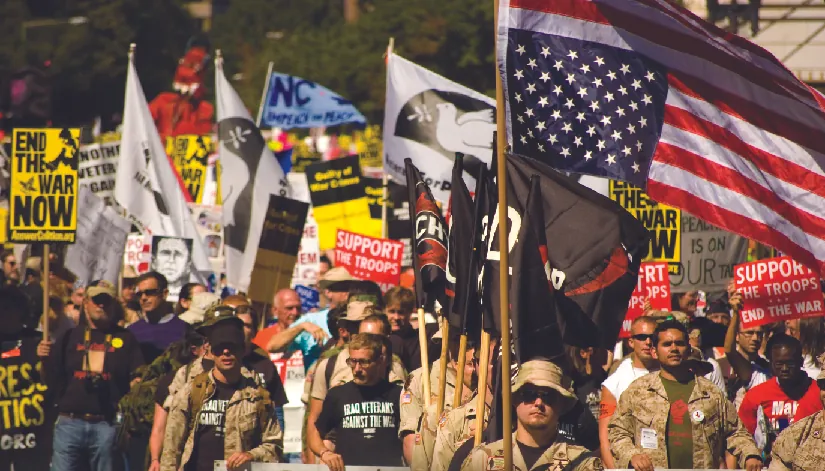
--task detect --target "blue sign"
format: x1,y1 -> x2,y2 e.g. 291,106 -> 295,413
261,73 -> 367,129
295,284 -> 320,312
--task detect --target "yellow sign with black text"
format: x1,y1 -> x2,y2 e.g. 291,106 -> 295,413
166,135 -> 212,203
10,128 -> 80,243
609,181 -> 681,274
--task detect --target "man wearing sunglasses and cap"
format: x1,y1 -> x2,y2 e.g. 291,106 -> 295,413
460,358 -> 603,471
608,319 -> 761,471
39,281 -> 145,471
769,354 -> 825,470
161,313 -> 282,471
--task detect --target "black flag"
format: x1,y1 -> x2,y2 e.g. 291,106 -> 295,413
511,176 -> 564,362
485,153 -> 649,348
405,158 -> 450,312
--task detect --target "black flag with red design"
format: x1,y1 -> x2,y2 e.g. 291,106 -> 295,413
405,158 -> 450,312
511,176 -> 565,362
484,153 -> 650,348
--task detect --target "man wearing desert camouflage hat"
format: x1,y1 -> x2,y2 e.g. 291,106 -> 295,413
461,358 -> 603,471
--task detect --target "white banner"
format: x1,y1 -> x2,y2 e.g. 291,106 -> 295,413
287,173 -> 320,288
65,187 -> 131,285
77,141 -> 120,206
123,233 -> 152,276
384,53 -> 495,203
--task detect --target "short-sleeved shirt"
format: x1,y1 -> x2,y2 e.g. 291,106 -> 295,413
661,376 -> 695,469
310,349 -> 407,402
315,380 -> 404,466
601,358 -> 651,401
253,310 -> 331,370
739,376 -> 823,435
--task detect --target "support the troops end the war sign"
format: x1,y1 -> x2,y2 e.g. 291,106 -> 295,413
10,128 -> 80,243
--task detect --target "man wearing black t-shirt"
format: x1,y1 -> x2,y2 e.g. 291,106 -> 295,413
40,282 -> 145,471
310,333 -> 403,470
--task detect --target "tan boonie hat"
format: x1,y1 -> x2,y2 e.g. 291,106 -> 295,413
86,281 -> 117,298
196,304 -> 244,332
179,292 -> 221,325
512,360 -> 577,410
318,267 -> 355,291
339,300 -> 375,323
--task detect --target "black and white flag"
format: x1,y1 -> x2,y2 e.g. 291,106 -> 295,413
216,54 -> 290,292
384,53 -> 495,203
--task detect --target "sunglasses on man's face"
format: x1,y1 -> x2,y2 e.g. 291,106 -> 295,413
136,288 -> 162,298
212,343 -> 242,356
90,294 -> 116,306
518,388 -> 560,405
631,333 -> 655,343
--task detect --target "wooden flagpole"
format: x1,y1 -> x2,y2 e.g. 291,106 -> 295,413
255,61 -> 274,127
41,245 -> 50,340
452,332 -> 468,408
418,307 -> 432,408
473,329 -> 490,446
493,0 -> 512,467
382,38 -> 394,240
436,315 -> 450,416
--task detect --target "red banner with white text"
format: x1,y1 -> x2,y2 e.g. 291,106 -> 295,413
335,229 -> 404,292
620,262 -> 671,338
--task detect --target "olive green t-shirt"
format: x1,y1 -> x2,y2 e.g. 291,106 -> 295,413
660,376 -> 695,469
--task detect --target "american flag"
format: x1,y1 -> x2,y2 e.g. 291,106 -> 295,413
498,0 -> 825,274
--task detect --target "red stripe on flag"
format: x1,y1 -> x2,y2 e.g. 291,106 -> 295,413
663,106 -> 825,201
654,143 -> 825,239
508,0 -> 821,112
647,180 -> 825,275
565,246 -> 629,296
668,74 -> 825,155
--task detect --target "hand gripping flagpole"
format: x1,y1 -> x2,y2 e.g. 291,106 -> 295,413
493,0 -> 513,468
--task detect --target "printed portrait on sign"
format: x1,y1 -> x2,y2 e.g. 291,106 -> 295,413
150,236 -> 193,301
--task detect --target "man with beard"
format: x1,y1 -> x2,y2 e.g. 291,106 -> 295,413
608,320 -> 762,471
461,359 -> 603,471
1,250 -> 20,286
129,272 -> 190,362
310,333 -> 404,469
598,316 -> 658,469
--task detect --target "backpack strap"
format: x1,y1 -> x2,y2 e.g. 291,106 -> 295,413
187,372 -> 211,434
325,352 -> 339,389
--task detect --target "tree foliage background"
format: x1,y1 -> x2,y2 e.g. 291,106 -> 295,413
1,0 -> 497,127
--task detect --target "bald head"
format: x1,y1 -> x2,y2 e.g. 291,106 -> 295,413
273,289 -> 301,327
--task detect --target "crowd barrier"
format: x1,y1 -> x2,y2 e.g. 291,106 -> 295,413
215,464 -> 751,471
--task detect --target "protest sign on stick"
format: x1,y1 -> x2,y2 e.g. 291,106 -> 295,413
335,229 -> 404,292
167,135 -> 212,203
65,187 -> 131,285
620,262 -> 671,338
77,141 -> 120,205
734,256 -> 824,329
248,195 -> 309,304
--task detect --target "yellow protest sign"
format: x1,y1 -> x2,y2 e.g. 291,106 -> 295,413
609,181 -> 681,274
10,128 -> 80,243
0,208 -> 7,245
166,135 -> 212,203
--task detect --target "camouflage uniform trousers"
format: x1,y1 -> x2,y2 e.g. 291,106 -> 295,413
461,438 -> 603,471
160,371 -> 283,471
608,371 -> 760,469
769,410 -> 825,471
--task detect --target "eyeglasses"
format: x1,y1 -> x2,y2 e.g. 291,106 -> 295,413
136,288 -> 162,298
631,333 -> 655,343
346,357 -> 376,368
518,389 -> 560,405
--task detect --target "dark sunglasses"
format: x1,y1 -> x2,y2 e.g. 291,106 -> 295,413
90,294 -> 116,306
6,260 -> 16,267
631,333 -> 655,343
136,288 -> 162,298
518,388 -> 560,405
212,342 -> 242,355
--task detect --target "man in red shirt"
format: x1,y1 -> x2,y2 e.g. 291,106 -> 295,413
739,333 -> 822,438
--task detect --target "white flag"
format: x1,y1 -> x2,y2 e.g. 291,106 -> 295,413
384,53 -> 495,202
216,56 -> 289,292
115,50 -> 212,282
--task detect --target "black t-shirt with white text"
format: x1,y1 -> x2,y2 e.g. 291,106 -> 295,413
188,379 -> 239,471
315,379 -> 403,466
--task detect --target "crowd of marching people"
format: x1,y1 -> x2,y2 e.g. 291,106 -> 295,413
3,243 -> 825,471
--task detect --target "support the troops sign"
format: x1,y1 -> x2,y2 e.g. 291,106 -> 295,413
335,229 -> 404,292
735,256 -> 824,329
10,128 -> 80,243
620,262 -> 671,338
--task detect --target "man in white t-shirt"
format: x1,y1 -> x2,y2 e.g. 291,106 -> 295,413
598,316 -> 659,469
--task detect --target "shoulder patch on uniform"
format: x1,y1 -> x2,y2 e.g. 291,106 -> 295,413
487,456 -> 504,470
438,413 -> 448,428
401,392 -> 412,404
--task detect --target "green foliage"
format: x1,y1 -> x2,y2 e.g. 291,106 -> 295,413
212,0 -> 496,125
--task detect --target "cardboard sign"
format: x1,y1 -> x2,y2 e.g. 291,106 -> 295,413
248,195 -> 309,304
305,156 -> 373,250
65,187 -> 131,285
734,256 -> 824,329
190,204 -> 225,274
620,262 -> 671,338
292,215 -> 320,288
0,208 -> 7,245
77,141 -> 119,206
610,181 -> 680,274
670,214 -> 748,294
0,340 -> 52,454
335,229 -> 404,291
10,128 -> 81,243
166,135 -> 212,203
295,285 -> 320,312
124,233 -> 152,275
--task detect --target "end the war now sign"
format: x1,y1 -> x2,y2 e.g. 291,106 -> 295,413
620,262 -> 671,338
335,229 -> 404,291
735,256 -> 824,329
